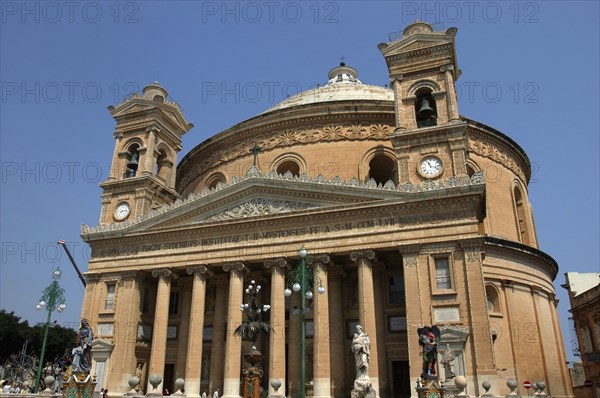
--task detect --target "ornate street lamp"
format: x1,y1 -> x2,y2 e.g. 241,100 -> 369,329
235,280 -> 271,398
284,246 -> 325,398
34,267 -> 66,393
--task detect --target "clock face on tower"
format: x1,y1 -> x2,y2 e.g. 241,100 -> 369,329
113,201 -> 131,221
418,156 -> 443,178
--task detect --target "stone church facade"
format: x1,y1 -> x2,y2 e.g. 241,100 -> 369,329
80,22 -> 572,398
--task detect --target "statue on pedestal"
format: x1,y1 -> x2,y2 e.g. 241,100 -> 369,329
417,325 -> 440,380
351,325 -> 375,398
71,319 -> 93,374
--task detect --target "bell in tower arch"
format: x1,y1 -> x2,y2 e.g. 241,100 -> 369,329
416,95 -> 437,128
126,150 -> 139,177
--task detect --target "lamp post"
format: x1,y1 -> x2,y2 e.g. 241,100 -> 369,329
284,247 -> 325,398
235,280 -> 271,398
34,267 -> 66,393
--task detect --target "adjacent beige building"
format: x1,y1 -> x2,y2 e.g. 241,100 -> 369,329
80,22 -> 572,398
563,273 -> 600,398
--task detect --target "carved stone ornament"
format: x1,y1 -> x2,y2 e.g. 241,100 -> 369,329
468,138 -> 526,182
222,262 -> 246,273
151,268 -> 178,280
307,254 -> 331,267
403,255 -> 418,268
187,265 -> 213,278
349,249 -> 376,263
202,197 -> 315,222
264,258 -> 289,271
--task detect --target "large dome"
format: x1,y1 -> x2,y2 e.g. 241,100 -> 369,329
262,62 -> 393,114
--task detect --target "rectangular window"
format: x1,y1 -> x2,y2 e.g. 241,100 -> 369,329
105,284 -> 115,310
169,292 -> 179,316
389,275 -> 405,305
435,257 -> 452,290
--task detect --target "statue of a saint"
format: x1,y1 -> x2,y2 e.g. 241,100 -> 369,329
442,344 -> 456,380
71,319 -> 93,373
418,325 -> 440,379
351,325 -> 371,381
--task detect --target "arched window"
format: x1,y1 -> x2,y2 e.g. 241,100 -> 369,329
368,154 -> 398,186
466,164 -> 477,178
205,172 -> 226,190
415,88 -> 437,128
125,143 -> 140,178
485,284 -> 501,314
277,160 -> 300,177
513,185 -> 530,244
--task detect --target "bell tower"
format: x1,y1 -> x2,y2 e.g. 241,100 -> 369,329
99,82 -> 193,225
379,21 -> 468,184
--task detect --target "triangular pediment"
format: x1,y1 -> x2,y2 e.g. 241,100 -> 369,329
128,177 -> 390,232
81,171 -> 485,238
381,35 -> 454,56
109,98 -> 191,132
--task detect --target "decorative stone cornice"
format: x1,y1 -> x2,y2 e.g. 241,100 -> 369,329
82,171 -> 485,235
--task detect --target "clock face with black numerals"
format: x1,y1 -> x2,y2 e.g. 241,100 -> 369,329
419,156 -> 443,178
113,201 -> 131,221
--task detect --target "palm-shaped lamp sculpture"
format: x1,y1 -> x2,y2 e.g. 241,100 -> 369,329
235,280 -> 271,367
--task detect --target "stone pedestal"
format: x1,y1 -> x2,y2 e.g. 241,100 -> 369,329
351,379 -> 376,398
63,374 -> 97,398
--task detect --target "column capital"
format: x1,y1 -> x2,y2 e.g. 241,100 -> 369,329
349,249 -> 376,263
307,253 -> 331,267
222,261 -> 248,274
186,265 -> 214,279
440,64 -> 454,73
264,257 -> 290,271
152,268 -> 179,281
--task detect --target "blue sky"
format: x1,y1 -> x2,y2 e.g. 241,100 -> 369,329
1,1 -> 598,363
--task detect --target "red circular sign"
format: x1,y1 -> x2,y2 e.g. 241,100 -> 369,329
584,380 -> 593,387
523,381 -> 532,389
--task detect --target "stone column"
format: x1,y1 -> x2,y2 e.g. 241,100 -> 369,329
391,76 -> 405,132
460,241 -> 495,394
398,245 -> 422,395
287,291 -> 301,397
307,254 -> 332,398
141,125 -> 157,176
327,265 -> 346,398
185,265 -> 213,398
209,275 -> 228,394
108,272 -> 142,393
264,258 -> 289,396
148,269 -> 177,392
349,250 -> 379,395
441,65 -> 460,122
222,262 -> 247,398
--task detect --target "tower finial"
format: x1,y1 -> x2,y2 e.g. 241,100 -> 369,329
340,55 -> 345,66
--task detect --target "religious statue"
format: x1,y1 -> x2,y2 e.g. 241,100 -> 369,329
442,344 -> 456,381
417,325 -> 440,379
71,319 -> 93,374
351,325 -> 375,397
351,325 -> 371,380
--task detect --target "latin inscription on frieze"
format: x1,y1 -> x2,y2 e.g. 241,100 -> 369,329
92,212 -> 472,258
